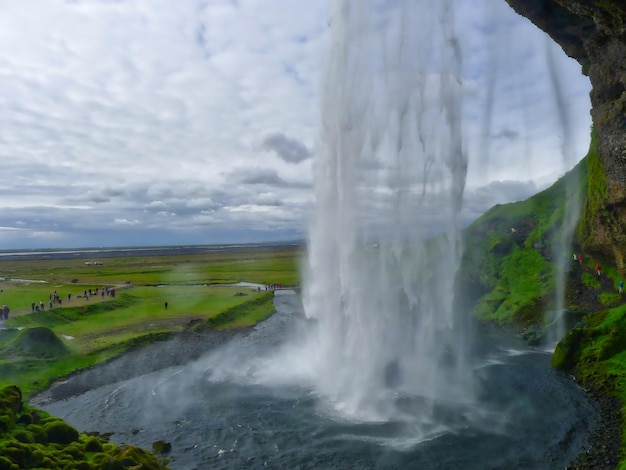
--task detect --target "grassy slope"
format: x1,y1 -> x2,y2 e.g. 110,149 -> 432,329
459,155 -> 585,326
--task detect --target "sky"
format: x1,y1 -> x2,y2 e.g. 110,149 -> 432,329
0,0 -> 592,249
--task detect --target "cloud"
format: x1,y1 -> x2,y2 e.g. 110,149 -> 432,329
461,179 -> 540,224
0,0 -> 593,249
260,132 -> 312,163
114,218 -> 141,225
232,167 -> 288,186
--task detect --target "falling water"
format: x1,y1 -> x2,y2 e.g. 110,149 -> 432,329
303,0 -> 474,428
545,36 -> 583,345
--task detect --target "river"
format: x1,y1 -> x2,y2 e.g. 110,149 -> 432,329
41,291 -> 599,469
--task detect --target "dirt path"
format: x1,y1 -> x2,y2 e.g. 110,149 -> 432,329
12,284 -> 134,314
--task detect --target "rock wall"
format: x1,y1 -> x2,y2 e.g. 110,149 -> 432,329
504,0 -> 626,269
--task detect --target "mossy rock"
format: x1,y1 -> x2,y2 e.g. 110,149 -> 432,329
0,385 -> 22,432
73,461 -> 92,470
63,442 -> 85,460
84,436 -> 104,453
0,416 -> 12,434
17,412 -> 33,425
552,326 -> 584,369
45,420 -> 79,444
27,424 -> 48,444
0,456 -> 18,470
12,428 -> 34,444
90,453 -> 111,467
10,326 -> 69,358
152,440 -> 172,454
115,445 -> 164,467
0,441 -> 34,468
0,385 -> 169,469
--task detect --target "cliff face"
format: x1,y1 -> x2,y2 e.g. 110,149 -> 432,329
504,0 -> 626,269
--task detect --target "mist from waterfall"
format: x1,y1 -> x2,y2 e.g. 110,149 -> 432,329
302,0 -> 474,427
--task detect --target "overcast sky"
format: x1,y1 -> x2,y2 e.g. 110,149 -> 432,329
0,0 -> 592,249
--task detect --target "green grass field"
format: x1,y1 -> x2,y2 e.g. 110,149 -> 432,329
0,246 -> 302,398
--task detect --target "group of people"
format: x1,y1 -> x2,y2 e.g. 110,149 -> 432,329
32,291 -> 65,312
78,286 -> 116,300
573,252 -> 624,294
1,304 -> 9,320
28,286 -> 118,313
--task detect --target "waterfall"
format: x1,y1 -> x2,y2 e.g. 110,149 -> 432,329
544,36 -> 582,344
302,0 -> 474,427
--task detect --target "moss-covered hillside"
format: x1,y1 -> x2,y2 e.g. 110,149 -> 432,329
459,151 -> 587,328
0,385 -> 169,469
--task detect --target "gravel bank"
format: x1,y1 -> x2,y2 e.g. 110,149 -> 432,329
567,383 -> 622,469
30,327 -> 244,406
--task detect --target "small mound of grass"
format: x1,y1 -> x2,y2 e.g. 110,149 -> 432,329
4,327 -> 69,359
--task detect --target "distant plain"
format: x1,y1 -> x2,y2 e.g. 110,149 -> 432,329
0,243 -> 303,397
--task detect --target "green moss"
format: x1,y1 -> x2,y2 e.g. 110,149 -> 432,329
577,130 -> 606,247
471,247 -> 552,324
0,384 -> 171,468
552,326 -> 584,369
0,442 -> 34,468
581,59 -> 590,76
582,271 -> 602,289
27,424 -> 48,444
84,437 -> 103,453
0,385 -> 22,432
44,420 -> 79,444
73,461 -> 92,470
599,291 -> 622,307
554,305 -> 626,374
0,456 -> 18,470
460,156 -> 585,325
11,429 -> 34,444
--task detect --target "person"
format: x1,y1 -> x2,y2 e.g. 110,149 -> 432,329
573,253 -> 577,261
596,263 -> 602,276
578,253 -> 583,265
164,301 -> 168,310
619,280 -> 624,294
31,301 -> 35,312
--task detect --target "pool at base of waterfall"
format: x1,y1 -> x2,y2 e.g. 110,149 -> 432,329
42,292 -> 599,470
